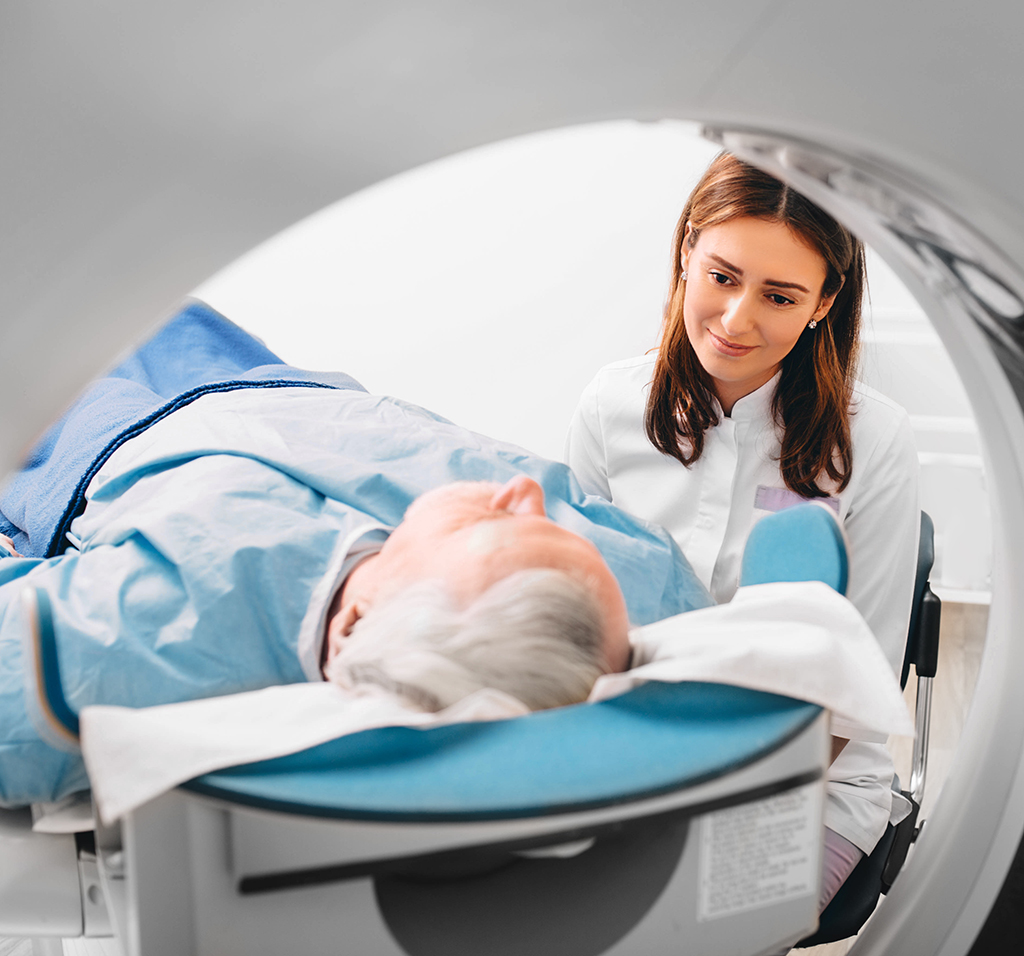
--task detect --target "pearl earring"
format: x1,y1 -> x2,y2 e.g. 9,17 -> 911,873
808,319 -> 818,329
680,271 -> 688,281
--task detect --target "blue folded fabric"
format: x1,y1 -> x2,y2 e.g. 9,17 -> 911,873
0,302 -> 365,557
739,503 -> 849,595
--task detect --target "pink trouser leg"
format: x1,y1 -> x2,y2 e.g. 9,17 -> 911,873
819,827 -> 865,911
766,826 -> 867,955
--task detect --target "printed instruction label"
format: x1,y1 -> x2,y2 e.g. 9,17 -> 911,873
697,783 -> 820,921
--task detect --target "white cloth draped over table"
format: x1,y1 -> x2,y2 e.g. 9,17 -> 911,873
79,581 -> 913,827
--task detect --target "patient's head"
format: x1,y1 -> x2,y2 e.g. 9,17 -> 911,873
322,475 -> 631,710
324,571 -> 606,711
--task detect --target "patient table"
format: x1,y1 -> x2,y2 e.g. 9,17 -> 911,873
0,495 -> 857,956
3,569 -> 841,956
98,683 -> 827,956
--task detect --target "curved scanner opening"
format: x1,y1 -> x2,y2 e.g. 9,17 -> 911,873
4,119 -> 1018,955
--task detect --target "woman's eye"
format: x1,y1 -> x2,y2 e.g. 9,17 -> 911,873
710,271 -> 732,285
767,293 -> 795,306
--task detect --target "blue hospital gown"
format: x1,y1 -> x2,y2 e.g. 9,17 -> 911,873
0,304 -> 712,806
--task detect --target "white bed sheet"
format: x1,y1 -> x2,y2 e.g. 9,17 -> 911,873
79,581 -> 913,825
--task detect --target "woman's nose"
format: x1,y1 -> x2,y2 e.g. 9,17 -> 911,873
719,292 -> 756,336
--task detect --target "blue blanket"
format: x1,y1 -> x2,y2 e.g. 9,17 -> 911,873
0,301 -> 364,558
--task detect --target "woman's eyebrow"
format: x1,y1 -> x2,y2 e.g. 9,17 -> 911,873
706,253 -> 810,294
763,278 -> 810,293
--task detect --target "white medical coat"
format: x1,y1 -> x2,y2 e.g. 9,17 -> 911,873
566,355 -> 920,853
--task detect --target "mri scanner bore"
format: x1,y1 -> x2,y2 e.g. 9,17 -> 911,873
7,2 -> 1024,953
0,121 -> 991,956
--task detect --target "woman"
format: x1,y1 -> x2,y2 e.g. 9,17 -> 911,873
565,152 -> 919,914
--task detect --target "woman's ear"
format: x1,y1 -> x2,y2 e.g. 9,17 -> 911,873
681,221 -> 694,274
813,274 -> 846,322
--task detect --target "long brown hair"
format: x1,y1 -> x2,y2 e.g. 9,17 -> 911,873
645,153 -> 864,498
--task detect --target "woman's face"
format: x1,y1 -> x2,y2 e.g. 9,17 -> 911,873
681,216 -> 839,414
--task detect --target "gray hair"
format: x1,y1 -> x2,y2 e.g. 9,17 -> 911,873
324,569 -> 608,712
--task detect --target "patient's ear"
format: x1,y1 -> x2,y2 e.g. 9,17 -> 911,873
323,602 -> 362,669
489,475 -> 546,517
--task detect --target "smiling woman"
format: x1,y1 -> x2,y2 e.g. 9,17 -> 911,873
565,150 -> 919,920
648,153 -> 864,497
680,216 -> 839,414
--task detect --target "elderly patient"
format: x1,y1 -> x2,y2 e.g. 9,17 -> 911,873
322,475 -> 632,712
0,302 -> 710,807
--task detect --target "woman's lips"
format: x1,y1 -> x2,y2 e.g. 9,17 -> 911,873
709,331 -> 756,356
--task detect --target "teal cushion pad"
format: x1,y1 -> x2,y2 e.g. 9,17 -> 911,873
186,682 -> 821,821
